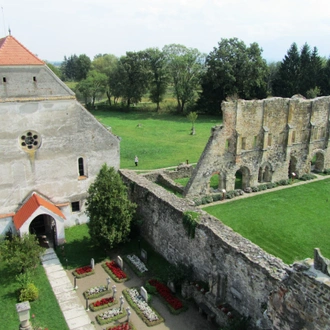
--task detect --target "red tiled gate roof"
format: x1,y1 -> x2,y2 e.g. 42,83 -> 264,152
13,193 -> 66,230
0,35 -> 44,66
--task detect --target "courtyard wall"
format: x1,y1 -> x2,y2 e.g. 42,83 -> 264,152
120,169 -> 330,329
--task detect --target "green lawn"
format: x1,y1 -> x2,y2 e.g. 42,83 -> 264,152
0,263 -> 68,330
203,178 -> 330,264
92,110 -> 220,170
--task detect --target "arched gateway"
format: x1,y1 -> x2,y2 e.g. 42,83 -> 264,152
13,192 -> 66,247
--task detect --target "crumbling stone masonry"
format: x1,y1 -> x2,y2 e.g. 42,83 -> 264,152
184,96 -> 330,197
120,170 -> 330,330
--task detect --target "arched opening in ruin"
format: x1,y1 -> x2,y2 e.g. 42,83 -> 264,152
288,156 -> 298,178
209,173 -> 220,191
29,214 -> 57,248
258,162 -> 272,183
235,167 -> 250,189
311,151 -> 324,173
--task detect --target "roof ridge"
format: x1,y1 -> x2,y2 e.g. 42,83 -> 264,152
0,35 -> 44,66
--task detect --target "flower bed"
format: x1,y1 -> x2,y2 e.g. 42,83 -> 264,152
123,288 -> 163,326
83,285 -> 111,299
148,279 -> 185,314
96,307 -> 126,325
90,296 -> 117,312
125,255 -> 148,276
102,261 -> 128,283
72,265 -> 95,278
106,322 -> 136,330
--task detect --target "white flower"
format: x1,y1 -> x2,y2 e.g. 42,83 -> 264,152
127,254 -> 148,273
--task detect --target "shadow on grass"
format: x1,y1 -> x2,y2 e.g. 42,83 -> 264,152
57,237 -> 108,270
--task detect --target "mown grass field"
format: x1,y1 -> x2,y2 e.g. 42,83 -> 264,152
92,110 -> 220,170
203,178 -> 330,264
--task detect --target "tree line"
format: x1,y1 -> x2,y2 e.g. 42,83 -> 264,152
50,38 -> 330,115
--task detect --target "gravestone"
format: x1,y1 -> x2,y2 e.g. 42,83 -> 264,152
140,286 -> 148,302
141,249 -> 147,263
117,256 -> 123,270
91,258 -> 95,269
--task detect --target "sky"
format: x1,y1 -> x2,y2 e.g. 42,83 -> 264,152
1,0 -> 330,63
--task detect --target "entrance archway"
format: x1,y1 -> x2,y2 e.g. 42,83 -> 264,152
288,156 -> 298,178
29,214 -> 57,248
311,152 -> 325,173
258,162 -> 272,183
235,167 -> 250,189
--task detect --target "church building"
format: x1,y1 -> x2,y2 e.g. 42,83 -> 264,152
0,35 -> 120,245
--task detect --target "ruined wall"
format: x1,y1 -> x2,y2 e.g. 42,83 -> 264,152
120,170 -> 330,330
185,96 -> 330,197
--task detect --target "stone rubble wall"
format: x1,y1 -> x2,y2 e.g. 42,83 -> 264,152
120,169 -> 330,329
185,96 -> 330,197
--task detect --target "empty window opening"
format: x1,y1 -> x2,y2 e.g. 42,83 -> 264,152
78,157 -> 85,176
242,137 -> 246,150
3,77 -> 6,83
71,201 -> 80,212
33,76 -> 37,82
253,136 -> 257,148
268,134 -> 272,146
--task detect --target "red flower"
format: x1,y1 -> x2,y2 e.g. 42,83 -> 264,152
75,265 -> 92,275
92,296 -> 114,308
148,279 -> 183,310
106,261 -> 127,280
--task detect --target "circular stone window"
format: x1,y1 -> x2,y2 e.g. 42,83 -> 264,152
19,130 -> 41,152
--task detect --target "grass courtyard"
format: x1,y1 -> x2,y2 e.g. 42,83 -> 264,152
92,110 -> 220,170
203,177 -> 330,264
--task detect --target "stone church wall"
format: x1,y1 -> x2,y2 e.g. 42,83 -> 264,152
120,169 -> 330,329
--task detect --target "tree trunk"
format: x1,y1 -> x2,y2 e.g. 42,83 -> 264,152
106,91 -> 112,106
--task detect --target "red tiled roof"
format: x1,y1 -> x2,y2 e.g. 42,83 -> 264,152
0,35 -> 44,66
13,193 -> 66,230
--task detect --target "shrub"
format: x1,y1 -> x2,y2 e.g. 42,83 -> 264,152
201,197 -> 208,204
226,191 -> 236,199
258,184 -> 267,191
278,179 -> 289,186
300,173 -> 316,181
251,186 -> 259,192
19,283 -> 38,302
144,281 -> 158,295
323,168 -> 330,175
266,182 -> 277,189
212,194 -> 222,201
205,195 -> 213,203
193,198 -> 202,206
244,187 -> 252,193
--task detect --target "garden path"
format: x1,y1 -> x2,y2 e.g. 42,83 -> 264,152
200,173 -> 329,207
66,255 -> 219,330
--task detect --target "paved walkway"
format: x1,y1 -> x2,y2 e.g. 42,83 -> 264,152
41,248 -> 95,330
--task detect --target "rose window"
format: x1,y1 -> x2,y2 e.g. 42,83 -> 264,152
19,130 -> 41,151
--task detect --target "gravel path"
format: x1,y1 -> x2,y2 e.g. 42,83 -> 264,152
67,257 -> 219,330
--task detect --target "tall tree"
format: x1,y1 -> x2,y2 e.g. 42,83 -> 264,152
110,51 -> 149,108
92,54 -> 119,105
76,70 -> 107,108
272,43 -> 301,97
163,44 -> 205,113
144,48 -> 169,111
197,38 -> 268,114
61,54 -> 91,81
86,165 -> 136,249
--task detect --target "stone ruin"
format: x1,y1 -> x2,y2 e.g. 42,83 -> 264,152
184,96 -> 330,197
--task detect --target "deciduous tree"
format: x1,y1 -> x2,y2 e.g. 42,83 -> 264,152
163,44 -> 205,113
197,38 -> 268,115
86,165 -> 136,249
0,234 -> 44,273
